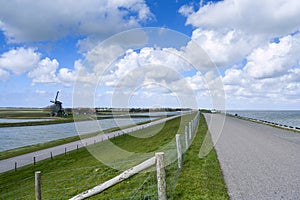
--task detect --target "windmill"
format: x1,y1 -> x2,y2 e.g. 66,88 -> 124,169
50,91 -> 64,117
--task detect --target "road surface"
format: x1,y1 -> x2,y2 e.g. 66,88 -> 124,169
0,115 -> 179,173
204,114 -> 300,200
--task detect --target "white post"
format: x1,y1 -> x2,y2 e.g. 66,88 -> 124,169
35,171 -> 41,200
185,126 -> 188,150
156,152 -> 167,200
189,122 -> 192,140
176,134 -> 182,168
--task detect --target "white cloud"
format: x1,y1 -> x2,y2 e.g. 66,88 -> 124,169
0,47 -> 41,75
97,47 -> 194,89
58,60 -> 97,86
222,34 -> 300,108
184,0 -> 300,37
0,0 -> 153,43
181,0 -> 300,68
178,0 -> 300,109
191,29 -> 263,67
244,35 -> 300,79
28,57 -> 59,84
178,4 -> 195,17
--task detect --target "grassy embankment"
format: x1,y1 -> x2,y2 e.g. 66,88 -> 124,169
0,113 -> 228,199
172,114 -> 229,199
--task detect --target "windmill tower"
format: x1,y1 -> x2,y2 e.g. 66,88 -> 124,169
50,91 -> 64,117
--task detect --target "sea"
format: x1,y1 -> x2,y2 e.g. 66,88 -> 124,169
227,110 -> 300,128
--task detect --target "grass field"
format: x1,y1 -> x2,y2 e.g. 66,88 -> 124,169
0,108 -> 52,118
0,113 -> 228,199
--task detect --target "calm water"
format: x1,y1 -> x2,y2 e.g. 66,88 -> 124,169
227,110 -> 300,128
0,118 -> 151,152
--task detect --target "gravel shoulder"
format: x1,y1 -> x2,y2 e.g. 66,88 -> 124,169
204,113 -> 300,200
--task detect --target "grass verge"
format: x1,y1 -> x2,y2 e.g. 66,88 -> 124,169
172,114 -> 229,200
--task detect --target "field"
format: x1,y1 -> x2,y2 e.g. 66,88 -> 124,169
0,113 -> 228,199
0,108 -> 51,118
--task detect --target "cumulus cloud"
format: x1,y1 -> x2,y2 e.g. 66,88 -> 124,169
0,47 -> 41,75
27,57 -> 59,84
184,0 -> 300,37
0,0 -> 153,43
191,29 -> 262,67
244,35 -> 300,79
180,0 -> 300,68
222,34 -> 300,108
58,60 -> 97,86
177,0 -> 300,108
96,47 -> 195,89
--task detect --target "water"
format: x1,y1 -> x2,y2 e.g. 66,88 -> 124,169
0,118 -> 152,152
227,110 -> 300,128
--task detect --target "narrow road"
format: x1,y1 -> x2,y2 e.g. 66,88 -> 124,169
204,114 -> 300,200
0,115 -> 179,173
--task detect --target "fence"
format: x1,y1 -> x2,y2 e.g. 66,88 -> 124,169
69,111 -> 200,199
0,111 -> 200,200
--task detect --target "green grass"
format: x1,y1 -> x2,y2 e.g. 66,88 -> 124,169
0,113 -> 229,199
172,114 -> 229,200
0,108 -> 50,118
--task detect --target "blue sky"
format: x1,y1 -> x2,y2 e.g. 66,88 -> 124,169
0,0 -> 300,110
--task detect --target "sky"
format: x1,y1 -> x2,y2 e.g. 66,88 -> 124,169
0,0 -> 299,110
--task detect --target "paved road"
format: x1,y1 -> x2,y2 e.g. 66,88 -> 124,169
0,115 -> 179,173
204,114 -> 300,200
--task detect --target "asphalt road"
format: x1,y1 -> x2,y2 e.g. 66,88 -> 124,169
204,114 -> 300,200
0,115 -> 179,173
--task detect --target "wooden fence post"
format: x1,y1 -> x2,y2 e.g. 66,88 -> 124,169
191,120 -> 194,133
35,171 -> 41,200
176,134 -> 182,168
156,152 -> 167,200
189,122 -> 192,140
185,126 -> 188,150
